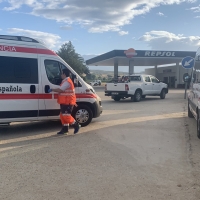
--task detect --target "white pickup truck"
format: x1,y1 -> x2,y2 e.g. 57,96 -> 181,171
105,74 -> 168,102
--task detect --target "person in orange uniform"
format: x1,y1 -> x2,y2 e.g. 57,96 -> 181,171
48,69 -> 80,135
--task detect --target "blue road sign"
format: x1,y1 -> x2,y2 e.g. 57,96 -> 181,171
181,56 -> 195,69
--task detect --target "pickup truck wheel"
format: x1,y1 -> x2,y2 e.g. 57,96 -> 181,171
197,111 -> 200,139
160,89 -> 166,99
72,105 -> 93,127
134,90 -> 142,102
188,102 -> 194,118
113,96 -> 121,101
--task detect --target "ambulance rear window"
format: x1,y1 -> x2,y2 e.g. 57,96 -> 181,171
0,56 -> 38,84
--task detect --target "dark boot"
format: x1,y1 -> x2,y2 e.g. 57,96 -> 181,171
73,122 -> 81,134
57,126 -> 69,135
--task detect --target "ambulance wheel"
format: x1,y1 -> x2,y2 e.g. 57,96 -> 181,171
73,105 -> 93,127
188,102 -> 194,118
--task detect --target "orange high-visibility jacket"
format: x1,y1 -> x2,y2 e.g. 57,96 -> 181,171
57,77 -> 76,105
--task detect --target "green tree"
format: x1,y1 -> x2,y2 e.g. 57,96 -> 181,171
107,74 -> 113,79
98,76 -> 102,80
86,73 -> 91,80
91,74 -> 96,80
56,41 -> 90,76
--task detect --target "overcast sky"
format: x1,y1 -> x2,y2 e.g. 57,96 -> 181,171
0,0 -> 200,72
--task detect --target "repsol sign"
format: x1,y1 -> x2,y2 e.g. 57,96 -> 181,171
145,51 -> 175,57
0,85 -> 22,93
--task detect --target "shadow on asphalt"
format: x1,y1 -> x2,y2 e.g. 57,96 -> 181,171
0,120 -> 61,137
103,97 -> 168,103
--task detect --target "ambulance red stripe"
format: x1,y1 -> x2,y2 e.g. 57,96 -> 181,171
0,45 -> 57,56
0,93 -> 97,99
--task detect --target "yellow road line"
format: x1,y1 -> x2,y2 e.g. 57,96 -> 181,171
0,112 -> 186,145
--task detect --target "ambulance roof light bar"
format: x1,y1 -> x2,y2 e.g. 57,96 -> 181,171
0,35 -> 39,43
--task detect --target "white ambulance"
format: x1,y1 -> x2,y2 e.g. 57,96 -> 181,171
188,46 -> 200,138
0,35 -> 102,127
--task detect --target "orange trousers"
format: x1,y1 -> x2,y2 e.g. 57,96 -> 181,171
60,104 -> 75,126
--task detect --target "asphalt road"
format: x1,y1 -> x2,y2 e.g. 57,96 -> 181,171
1,88 -> 200,200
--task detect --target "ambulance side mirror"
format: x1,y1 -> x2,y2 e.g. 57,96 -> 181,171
45,85 -> 50,93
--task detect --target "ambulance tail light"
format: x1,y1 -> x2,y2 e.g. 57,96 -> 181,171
125,84 -> 129,91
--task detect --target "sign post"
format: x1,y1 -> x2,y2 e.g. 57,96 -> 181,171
181,56 -> 195,99
184,81 -> 187,99
183,73 -> 189,99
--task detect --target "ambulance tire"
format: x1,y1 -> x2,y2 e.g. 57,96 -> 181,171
188,102 -> 194,118
73,105 -> 93,127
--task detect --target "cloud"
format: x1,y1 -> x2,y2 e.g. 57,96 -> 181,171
195,16 -> 200,18
7,28 -> 61,50
1,0 -> 197,33
119,31 -> 129,36
189,5 -> 200,12
60,26 -> 72,30
139,30 -> 200,51
157,12 -> 164,16
3,0 -> 42,11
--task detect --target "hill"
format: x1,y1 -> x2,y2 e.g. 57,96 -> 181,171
90,69 -> 128,76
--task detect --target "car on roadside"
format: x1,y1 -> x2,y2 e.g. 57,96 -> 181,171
90,80 -> 101,86
105,74 -> 168,102
96,80 -> 101,85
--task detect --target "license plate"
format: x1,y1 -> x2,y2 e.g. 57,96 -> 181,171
112,92 -> 118,95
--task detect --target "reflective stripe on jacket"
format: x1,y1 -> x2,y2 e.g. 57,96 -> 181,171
57,77 -> 76,105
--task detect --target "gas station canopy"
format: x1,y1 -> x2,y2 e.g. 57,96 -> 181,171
86,49 -> 196,66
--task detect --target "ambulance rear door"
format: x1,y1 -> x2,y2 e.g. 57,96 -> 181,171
0,44 -> 39,122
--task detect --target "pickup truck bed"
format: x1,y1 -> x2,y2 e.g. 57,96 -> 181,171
105,74 -> 168,102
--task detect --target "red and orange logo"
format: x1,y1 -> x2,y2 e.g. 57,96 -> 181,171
124,48 -> 137,58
